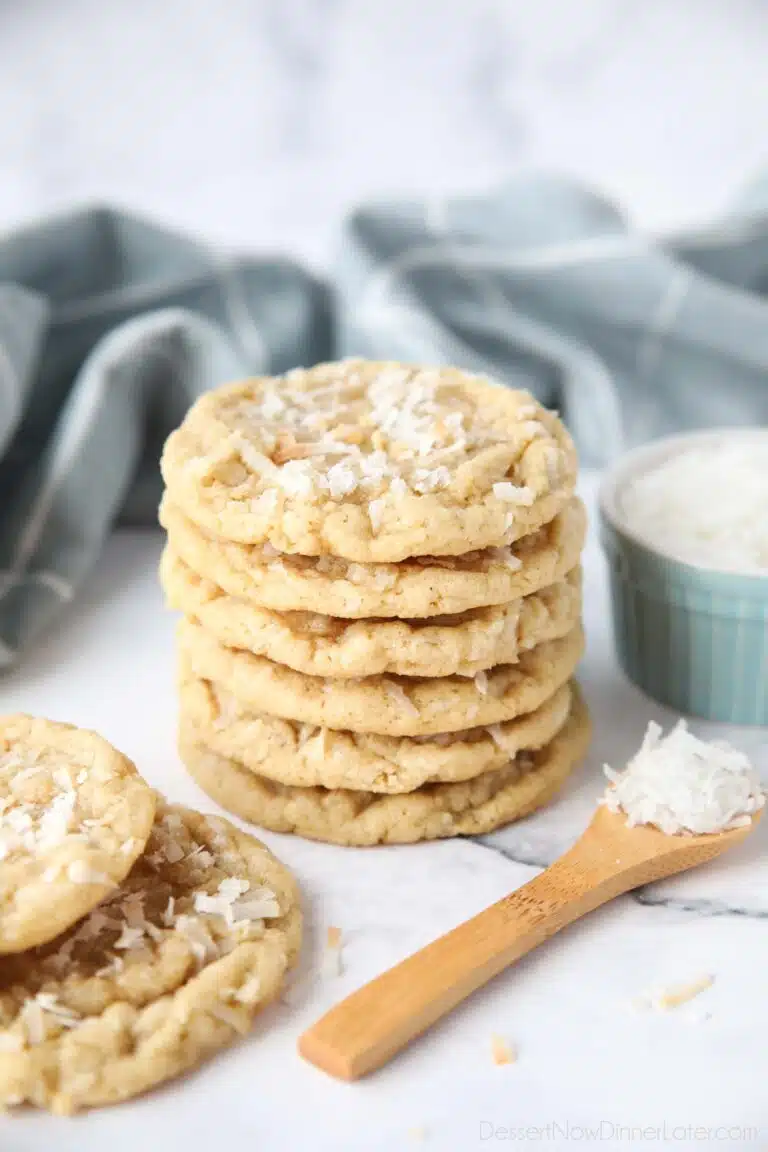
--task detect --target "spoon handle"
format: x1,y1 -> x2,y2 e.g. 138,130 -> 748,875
298,850 -> 617,1081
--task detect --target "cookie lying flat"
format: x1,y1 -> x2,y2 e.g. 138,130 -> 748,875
0,716 -> 156,955
180,690 -> 591,846
0,799 -> 301,1114
178,618 -> 584,737
160,360 -> 577,562
179,667 -> 573,792
160,495 -> 586,620
163,549 -> 582,678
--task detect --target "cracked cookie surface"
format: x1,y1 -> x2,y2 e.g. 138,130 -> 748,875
160,360 -> 577,562
0,716 -> 156,955
0,800 -> 301,1114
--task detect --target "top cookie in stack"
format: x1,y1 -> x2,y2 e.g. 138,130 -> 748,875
159,360 -> 590,846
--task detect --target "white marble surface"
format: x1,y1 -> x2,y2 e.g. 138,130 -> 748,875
1,3 -> 768,1145
0,474 -> 766,1151
2,1 -> 768,264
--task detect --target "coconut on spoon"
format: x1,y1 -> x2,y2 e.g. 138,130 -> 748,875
299,721 -> 765,1080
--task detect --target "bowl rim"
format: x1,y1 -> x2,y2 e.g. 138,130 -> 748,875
598,426 -> 768,582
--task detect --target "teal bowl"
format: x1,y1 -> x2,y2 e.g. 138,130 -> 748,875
599,430 -> 768,725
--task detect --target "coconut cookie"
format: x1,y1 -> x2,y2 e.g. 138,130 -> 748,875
0,800 -> 301,1114
0,717 -> 156,955
180,690 -> 591,846
160,495 -> 586,620
160,360 -> 577,562
163,550 -> 582,678
178,619 -> 584,737
179,668 -> 574,792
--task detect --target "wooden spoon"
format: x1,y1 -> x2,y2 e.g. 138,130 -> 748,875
298,803 -> 761,1080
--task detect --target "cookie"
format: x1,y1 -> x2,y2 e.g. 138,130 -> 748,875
180,689 -> 591,846
179,666 -> 574,791
160,495 -> 586,620
0,716 -> 156,955
163,549 -> 582,678
160,360 -> 577,561
0,799 -> 301,1114
178,619 -> 584,736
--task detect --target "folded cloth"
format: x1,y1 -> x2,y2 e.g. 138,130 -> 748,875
339,175 -> 768,465
2,176 -> 768,666
0,209 -> 331,667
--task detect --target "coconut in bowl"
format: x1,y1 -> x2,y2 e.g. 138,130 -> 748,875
599,428 -> 768,724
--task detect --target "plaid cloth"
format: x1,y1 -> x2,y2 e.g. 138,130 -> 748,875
2,176 -> 768,664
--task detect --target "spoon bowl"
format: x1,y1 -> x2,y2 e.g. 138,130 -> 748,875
556,802 -> 761,894
299,803 -> 762,1081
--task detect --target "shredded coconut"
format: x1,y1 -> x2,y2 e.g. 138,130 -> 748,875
492,481 -> 534,505
487,724 -> 511,752
114,925 -> 146,951
175,914 -> 218,964
619,435 -> 768,571
368,497 -> 386,533
0,762 -> 90,861
67,860 -> 111,885
19,993 -> 80,1046
223,364 -> 555,508
163,840 -> 186,863
193,878 -> 279,927
634,975 -> 714,1013
602,721 -> 765,834
19,1000 -> 45,1045
210,1001 -> 250,1034
34,994 -> 79,1026
384,680 -> 420,718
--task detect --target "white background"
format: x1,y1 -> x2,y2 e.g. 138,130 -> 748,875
2,0 -> 768,262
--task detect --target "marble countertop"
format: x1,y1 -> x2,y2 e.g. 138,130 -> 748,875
1,3 -> 767,1145
1,473 -> 766,1151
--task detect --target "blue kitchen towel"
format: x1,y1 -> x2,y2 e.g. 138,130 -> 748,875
0,209 -> 331,667
339,175 -> 768,466
2,176 -> 768,665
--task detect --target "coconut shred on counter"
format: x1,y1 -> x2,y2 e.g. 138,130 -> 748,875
619,434 -> 768,572
601,721 -> 765,835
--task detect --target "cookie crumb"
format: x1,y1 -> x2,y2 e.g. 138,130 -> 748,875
633,974 -> 715,1013
653,975 -> 714,1011
491,1034 -> 517,1065
327,925 -> 342,949
321,926 -> 343,979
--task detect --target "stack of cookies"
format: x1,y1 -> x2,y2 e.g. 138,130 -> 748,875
159,360 -> 591,847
